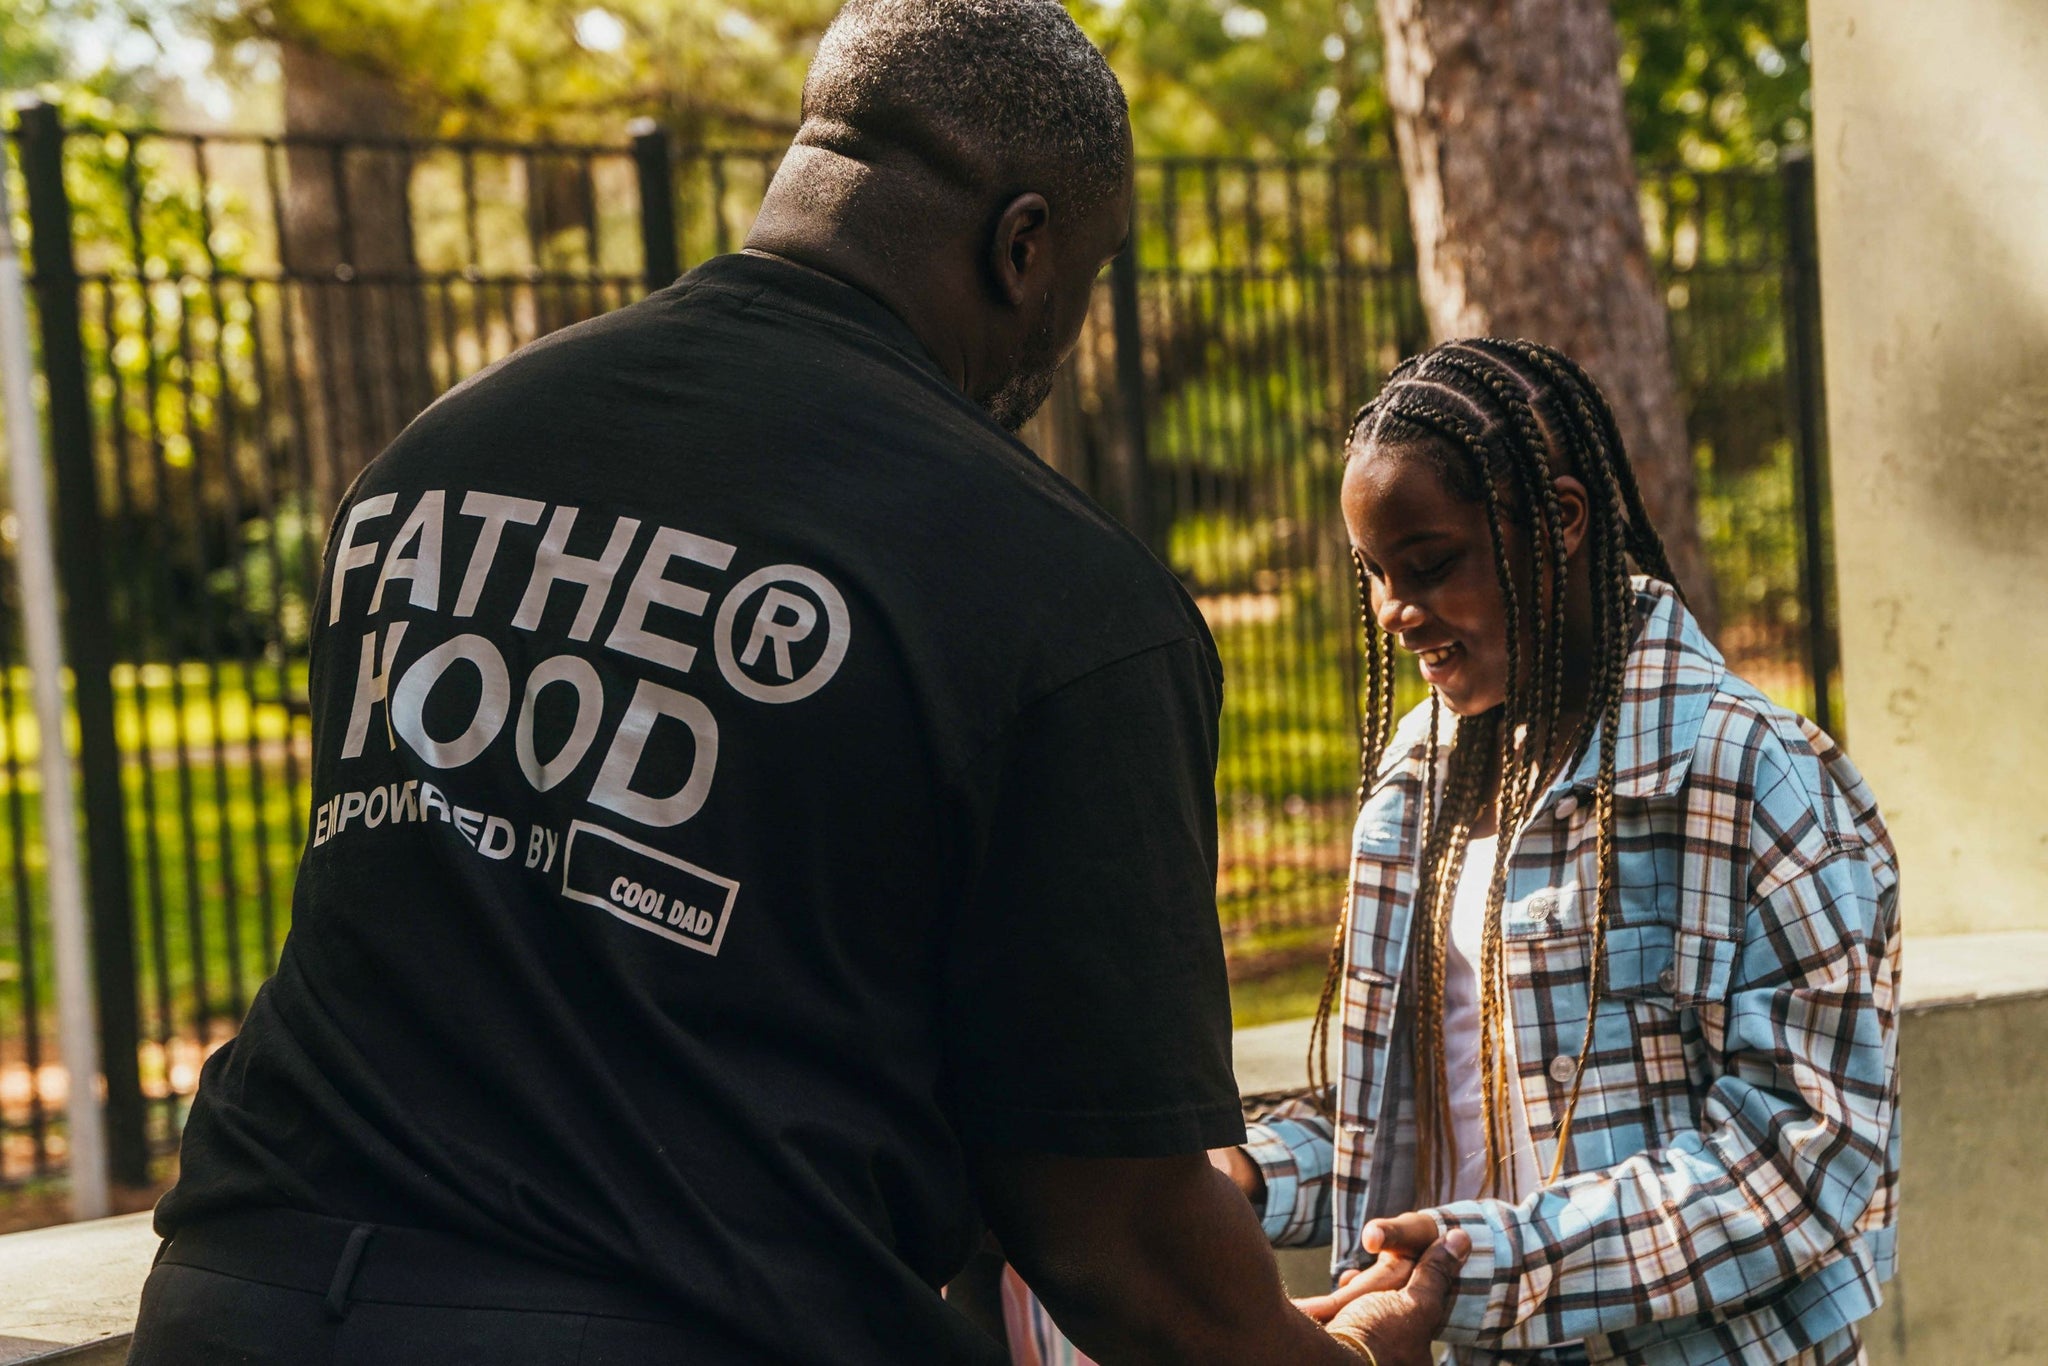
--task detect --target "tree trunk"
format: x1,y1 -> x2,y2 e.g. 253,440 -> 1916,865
281,41 -> 434,509
1376,0 -> 1719,634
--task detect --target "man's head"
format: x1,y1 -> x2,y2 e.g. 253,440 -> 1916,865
748,0 -> 1134,430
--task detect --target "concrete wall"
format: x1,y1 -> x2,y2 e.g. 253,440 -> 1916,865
1862,990 -> 2048,1365
1806,0 -> 2048,934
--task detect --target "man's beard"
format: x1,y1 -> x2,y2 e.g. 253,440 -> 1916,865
983,362 -> 1061,433
980,313 -> 1064,433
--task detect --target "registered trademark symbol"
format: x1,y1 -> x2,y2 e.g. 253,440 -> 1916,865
712,564 -> 851,704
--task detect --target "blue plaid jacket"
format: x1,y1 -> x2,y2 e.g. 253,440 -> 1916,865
1244,580 -> 1900,1366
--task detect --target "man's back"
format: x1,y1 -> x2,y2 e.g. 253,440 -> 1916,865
155,254 -> 1240,1363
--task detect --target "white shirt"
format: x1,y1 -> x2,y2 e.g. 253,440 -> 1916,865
1442,833 -> 1543,1204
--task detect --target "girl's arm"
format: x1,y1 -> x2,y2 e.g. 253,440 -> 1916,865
1240,1098 -> 1337,1248
1394,723 -> 1902,1350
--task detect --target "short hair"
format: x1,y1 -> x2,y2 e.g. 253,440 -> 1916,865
801,0 -> 1131,217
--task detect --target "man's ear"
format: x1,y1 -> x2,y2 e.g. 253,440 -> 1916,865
988,192 -> 1051,307
1553,475 -> 1592,558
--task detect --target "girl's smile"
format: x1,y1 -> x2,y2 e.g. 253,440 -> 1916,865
1413,641 -> 1464,686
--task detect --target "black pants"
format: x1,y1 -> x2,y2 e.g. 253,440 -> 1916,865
128,1208 -> 754,1365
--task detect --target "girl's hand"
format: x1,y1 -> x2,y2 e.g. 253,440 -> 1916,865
1362,1211 -> 1442,1260
1292,1211 -> 1447,1323
1291,1250 -> 1419,1322
1206,1144 -> 1266,1203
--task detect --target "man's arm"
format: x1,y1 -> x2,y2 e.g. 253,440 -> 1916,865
975,1148 -> 1467,1366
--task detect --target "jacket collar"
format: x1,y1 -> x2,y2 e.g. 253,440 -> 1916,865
1382,577 -> 1725,804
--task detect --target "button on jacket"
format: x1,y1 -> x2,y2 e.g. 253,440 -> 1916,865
1244,579 -> 1900,1366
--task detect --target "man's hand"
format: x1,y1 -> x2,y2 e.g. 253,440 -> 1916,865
1294,1211 -> 1444,1323
1291,1250 -> 1418,1323
1323,1228 -> 1471,1366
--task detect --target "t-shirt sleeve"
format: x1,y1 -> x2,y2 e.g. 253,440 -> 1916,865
941,634 -> 1246,1158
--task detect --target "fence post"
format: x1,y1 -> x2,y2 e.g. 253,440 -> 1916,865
629,120 -> 680,292
1109,239 -> 1156,553
17,101 -> 150,1188
1779,150 -> 1840,740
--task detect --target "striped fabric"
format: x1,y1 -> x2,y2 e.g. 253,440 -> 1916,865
1001,1266 -> 1099,1366
1242,579 -> 1900,1366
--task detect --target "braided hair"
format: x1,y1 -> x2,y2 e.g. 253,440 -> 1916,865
1308,338 -> 1683,1204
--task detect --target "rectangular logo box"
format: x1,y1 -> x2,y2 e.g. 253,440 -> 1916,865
560,820 -> 740,956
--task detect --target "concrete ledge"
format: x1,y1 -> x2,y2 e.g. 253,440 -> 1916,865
0,1211 -> 154,1364
1896,930 -> 2048,1011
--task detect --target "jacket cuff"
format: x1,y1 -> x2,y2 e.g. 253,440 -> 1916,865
1430,1200 -> 1513,1343
1242,1118 -> 1329,1247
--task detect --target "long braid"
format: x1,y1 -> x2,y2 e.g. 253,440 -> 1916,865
1547,481 -> 1632,1178
1310,397 -> 1413,1111
1404,355 -> 1580,1199
1408,705 -> 1493,1199
1400,376 -> 1534,1199
1501,344 -> 1645,1178
1309,545 -> 1396,1113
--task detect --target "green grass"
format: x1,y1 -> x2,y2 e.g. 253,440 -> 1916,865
1232,959 -> 1331,1029
0,659 -> 306,1080
0,659 -> 308,776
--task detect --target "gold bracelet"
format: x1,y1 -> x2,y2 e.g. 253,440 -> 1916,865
1325,1325 -> 1379,1366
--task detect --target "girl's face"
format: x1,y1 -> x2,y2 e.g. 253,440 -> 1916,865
1342,441 -> 1591,718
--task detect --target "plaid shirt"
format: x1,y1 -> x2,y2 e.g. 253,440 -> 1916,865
1245,579 -> 1901,1366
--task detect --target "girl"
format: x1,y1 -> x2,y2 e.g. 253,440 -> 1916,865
1002,338 -> 1900,1366
1258,337 -> 1900,1365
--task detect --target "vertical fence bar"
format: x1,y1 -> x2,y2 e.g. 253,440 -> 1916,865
1109,238 -> 1155,554
18,103 -> 150,1188
629,121 -> 680,293
1779,150 -> 1838,738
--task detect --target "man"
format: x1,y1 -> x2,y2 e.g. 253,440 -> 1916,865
131,2 -> 1464,1361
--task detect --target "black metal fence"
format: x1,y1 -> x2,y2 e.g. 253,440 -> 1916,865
0,104 -> 1833,1186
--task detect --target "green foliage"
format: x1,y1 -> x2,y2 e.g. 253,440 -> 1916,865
208,495 -> 323,654
95,0 -> 1810,167
58,126 -> 266,547
1615,0 -> 1812,168
1075,0 -> 1390,157
1089,0 -> 1812,164
2,0 -> 70,91
177,0 -> 836,141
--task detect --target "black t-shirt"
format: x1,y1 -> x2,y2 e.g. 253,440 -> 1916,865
159,254 -> 1244,1362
